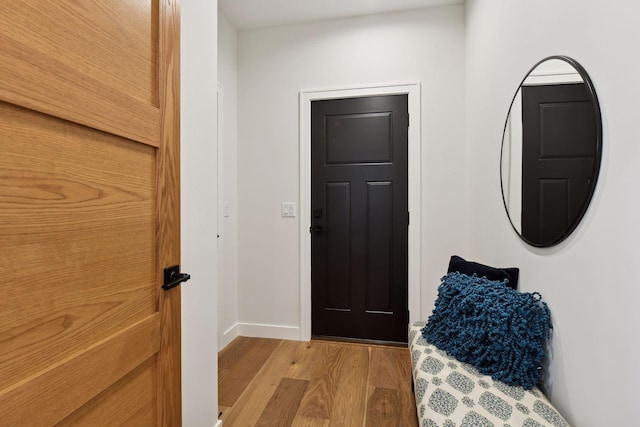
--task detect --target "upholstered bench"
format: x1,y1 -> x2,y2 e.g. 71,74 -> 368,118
409,321 -> 570,427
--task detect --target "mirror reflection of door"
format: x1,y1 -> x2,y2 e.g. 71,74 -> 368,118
311,95 -> 409,344
500,56 -> 602,247
521,83 -> 596,245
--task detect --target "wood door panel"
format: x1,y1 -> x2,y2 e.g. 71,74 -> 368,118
0,101 -> 156,220
0,1 -> 181,424
0,0 -> 157,105
0,100 -> 157,392
57,357 -> 158,426
0,314 -> 160,426
0,2 -> 160,146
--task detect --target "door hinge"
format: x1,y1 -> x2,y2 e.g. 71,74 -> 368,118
408,211 -> 410,226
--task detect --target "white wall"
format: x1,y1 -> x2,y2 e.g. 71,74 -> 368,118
465,1 -> 640,425
181,0 -> 219,425
218,12 -> 240,350
220,1 -> 640,423
236,6 -> 466,337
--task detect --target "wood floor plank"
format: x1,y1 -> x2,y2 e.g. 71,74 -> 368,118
368,346 -> 400,390
286,341 -> 321,380
296,342 -> 346,420
256,378 -> 309,427
291,416 -> 331,427
218,336 -> 251,369
365,387 -> 401,427
218,336 -> 282,407
222,340 -> 300,426
219,338 -> 418,427
218,405 -> 231,421
328,345 -> 369,426
218,367 -> 231,385
390,348 -> 419,426
219,336 -> 279,371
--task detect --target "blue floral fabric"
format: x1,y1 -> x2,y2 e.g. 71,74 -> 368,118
409,322 -> 570,427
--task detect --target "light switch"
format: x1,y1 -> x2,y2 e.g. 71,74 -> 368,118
223,201 -> 230,217
281,202 -> 296,217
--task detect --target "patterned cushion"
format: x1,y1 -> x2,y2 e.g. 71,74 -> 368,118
409,321 -> 571,427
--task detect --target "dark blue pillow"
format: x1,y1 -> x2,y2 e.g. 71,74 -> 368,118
422,272 -> 552,390
448,255 -> 519,290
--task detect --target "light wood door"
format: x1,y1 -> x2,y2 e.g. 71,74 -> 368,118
0,1 -> 181,425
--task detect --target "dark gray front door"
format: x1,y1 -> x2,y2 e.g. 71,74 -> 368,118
311,95 -> 409,344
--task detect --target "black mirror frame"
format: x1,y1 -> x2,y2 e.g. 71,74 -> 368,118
500,55 -> 603,248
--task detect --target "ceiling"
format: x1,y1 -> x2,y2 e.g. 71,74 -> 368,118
219,0 -> 465,30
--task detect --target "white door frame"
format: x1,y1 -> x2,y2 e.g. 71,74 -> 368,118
216,83 -> 225,346
298,82 -> 422,341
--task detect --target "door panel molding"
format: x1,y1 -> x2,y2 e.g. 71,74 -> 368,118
0,26 -> 160,146
0,314 -> 160,425
299,83 -> 422,341
365,181 -> 394,313
324,181 -> 352,310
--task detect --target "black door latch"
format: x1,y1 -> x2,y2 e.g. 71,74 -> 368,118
162,265 -> 191,290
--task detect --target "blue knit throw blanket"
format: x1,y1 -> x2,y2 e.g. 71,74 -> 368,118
422,272 -> 552,390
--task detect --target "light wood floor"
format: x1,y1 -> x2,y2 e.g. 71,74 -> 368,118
218,337 -> 419,427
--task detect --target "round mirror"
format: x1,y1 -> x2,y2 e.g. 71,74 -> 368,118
500,56 -> 602,247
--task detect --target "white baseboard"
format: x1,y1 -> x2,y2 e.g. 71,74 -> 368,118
218,322 -> 303,352
237,322 -> 302,341
219,323 -> 240,351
